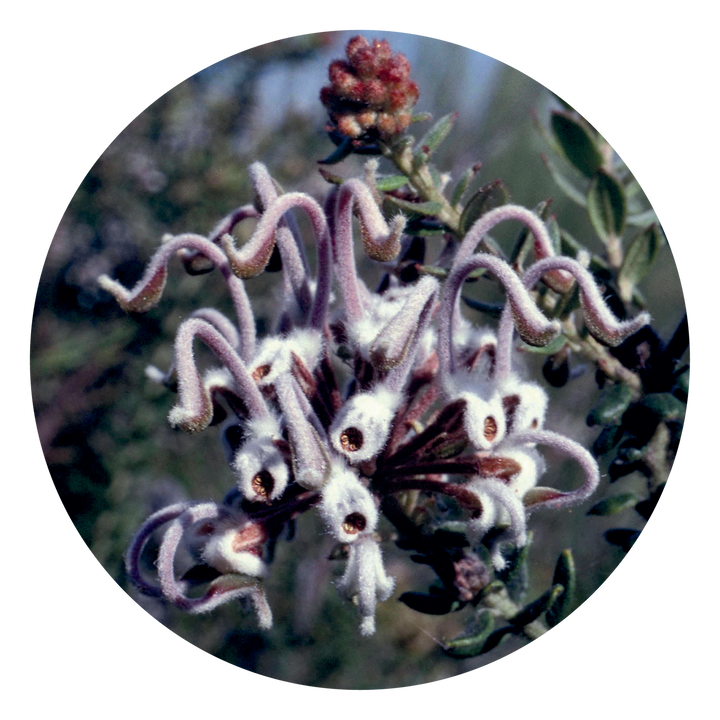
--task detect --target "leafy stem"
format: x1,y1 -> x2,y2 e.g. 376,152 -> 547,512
384,141 -> 462,233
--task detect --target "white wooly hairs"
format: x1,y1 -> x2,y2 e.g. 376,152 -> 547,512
202,525 -> 268,578
329,385 -> 403,463
497,375 -> 549,434
336,537 -> 396,636
318,463 -> 379,543
343,284 -> 422,357
494,446 -> 546,497
249,328 -> 323,386
453,316 -> 496,359
465,483 -> 499,546
466,478 -> 529,570
232,414 -> 289,501
455,384 -> 507,451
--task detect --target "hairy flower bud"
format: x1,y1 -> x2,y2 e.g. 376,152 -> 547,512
320,35 -> 419,142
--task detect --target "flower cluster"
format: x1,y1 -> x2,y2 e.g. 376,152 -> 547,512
320,35 -> 419,141
99,153 -> 649,636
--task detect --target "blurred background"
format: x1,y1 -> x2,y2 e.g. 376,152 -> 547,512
31,30 -> 685,689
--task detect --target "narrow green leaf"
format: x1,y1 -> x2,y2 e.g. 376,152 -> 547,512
586,383 -> 634,426
540,152 -> 588,207
627,208 -> 658,227
414,112 -> 458,165
559,230 -> 612,276
385,196 -> 444,217
417,265 -> 448,279
318,167 -> 346,185
476,626 -> 514,655
451,164 -> 481,208
550,112 -> 604,178
635,483 -> 665,521
318,138 -> 354,165
587,169 -> 627,242
458,180 -> 509,236
510,199 -> 553,267
497,534 -> 532,603
405,216 -> 447,236
375,174 -> 409,192
461,296 -> 504,319
617,223 -> 665,302
443,611 -> 496,658
411,112 -> 432,123
546,214 -> 562,254
605,528 -> 640,552
518,334 -> 567,355
510,585 -> 564,627
592,424 -> 624,456
546,550 -> 575,627
587,493 -> 639,517
673,366 -> 690,401
640,393 -> 686,421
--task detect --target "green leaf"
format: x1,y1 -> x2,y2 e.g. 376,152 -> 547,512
673,366 -> 690,401
518,334 -> 568,355
540,152 -> 588,206
375,174 -> 409,192
586,383 -> 634,426
605,528 -> 640,552
559,229 -> 612,276
627,208 -> 658,227
450,164 -> 481,208
318,167 -> 346,185
411,112 -> 432,123
640,393 -> 686,421
414,112 -> 458,165
461,296 -> 504,319
497,534 -> 532,603
417,265 -> 448,279
546,550 -> 575,627
592,424 -> 624,456
587,493 -> 639,516
318,137 -> 354,165
617,223 -> 665,302
587,169 -> 627,242
550,112 -> 604,178
475,626 -> 515,655
510,585 -> 565,627
458,180 -> 509,236
443,611 -> 496,658
385,196 -> 444,217
510,199 -> 553,267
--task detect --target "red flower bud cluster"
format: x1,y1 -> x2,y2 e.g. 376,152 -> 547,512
320,36 -> 420,141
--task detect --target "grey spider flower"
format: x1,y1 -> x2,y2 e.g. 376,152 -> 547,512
103,157 -> 648,637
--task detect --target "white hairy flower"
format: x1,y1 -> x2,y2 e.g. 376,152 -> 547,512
318,462 -> 378,543
336,536 -> 395,636
232,415 -> 289,502
329,385 -> 402,463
